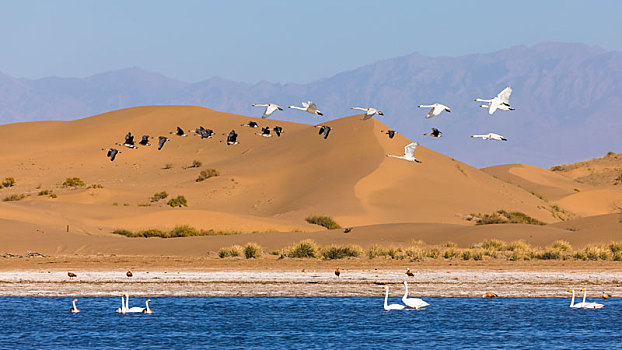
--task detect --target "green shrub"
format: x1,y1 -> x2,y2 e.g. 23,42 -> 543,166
62,177 -> 86,188
167,195 -> 188,207
285,240 -> 319,258
609,242 -> 622,254
305,216 -> 341,230
387,247 -> 403,260
244,243 -> 262,259
405,247 -> 425,261
367,245 -> 387,259
472,250 -> 483,261
38,190 -> 52,196
50,193 -> 57,198
191,160 -> 202,168
3,194 -> 25,202
219,245 -> 243,258
113,226 -> 240,238
196,169 -> 220,182
87,184 -> 104,189
507,240 -> 531,252
537,248 -> 561,260
2,177 -> 16,187
321,245 -> 362,259
443,248 -> 460,259
551,240 -> 572,252
135,229 -> 168,238
113,229 -> 134,237
441,241 -> 457,248
150,191 -> 169,202
461,250 -> 472,260
170,225 -> 199,237
475,210 -> 545,225
427,248 -> 441,259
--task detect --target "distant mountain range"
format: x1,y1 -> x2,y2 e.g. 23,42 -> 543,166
1,42 -> 620,167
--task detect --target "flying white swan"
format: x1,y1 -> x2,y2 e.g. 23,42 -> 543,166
70,298 -> 80,313
142,299 -> 154,314
474,86 -> 513,115
386,142 -> 422,163
580,288 -> 604,309
252,103 -> 283,119
471,133 -> 508,141
351,107 -> 383,120
289,101 -> 323,116
402,281 -> 429,309
124,293 -> 146,313
417,103 -> 451,119
383,285 -> 405,311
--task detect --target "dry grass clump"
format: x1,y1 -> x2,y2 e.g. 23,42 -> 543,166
473,210 -> 545,225
196,169 -> 220,182
190,160 -> 202,168
113,225 -> 240,238
321,245 -> 362,259
3,194 -> 26,202
87,184 -> 104,189
1,177 -> 16,188
284,240 -> 319,258
480,239 -> 507,251
62,177 -> 86,188
305,216 -> 341,230
219,245 -> 243,258
441,241 -> 457,248
551,240 -> 572,252
244,243 -> 262,259
167,195 -> 188,207
150,191 -> 168,202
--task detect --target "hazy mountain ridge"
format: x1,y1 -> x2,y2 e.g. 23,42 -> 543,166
1,42 -> 620,167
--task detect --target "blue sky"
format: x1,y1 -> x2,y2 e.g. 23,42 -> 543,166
1,0 -> 620,83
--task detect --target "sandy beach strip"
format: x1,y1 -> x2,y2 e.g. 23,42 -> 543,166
1,269 -> 621,297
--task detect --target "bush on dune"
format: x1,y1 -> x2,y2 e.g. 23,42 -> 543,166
305,216 -> 341,230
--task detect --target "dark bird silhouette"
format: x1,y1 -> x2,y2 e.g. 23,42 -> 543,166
406,269 -> 414,277
67,272 -> 77,279
273,126 -> 283,137
158,136 -> 170,150
193,126 -> 214,139
317,125 -> 332,139
174,126 -> 187,136
104,148 -> 120,161
126,271 -> 133,278
343,227 -> 353,233
483,292 -> 498,298
227,130 -> 239,145
424,128 -> 443,138
602,292 -> 611,299
259,126 -> 272,137
124,132 -> 136,147
243,121 -> 258,128
334,268 -> 340,277
385,130 -> 397,139
139,135 -> 151,146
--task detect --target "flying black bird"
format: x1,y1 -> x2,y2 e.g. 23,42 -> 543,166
120,132 -> 138,149
424,128 -> 443,138
227,130 -> 239,145
273,126 -> 283,137
343,227 -> 353,233
383,130 -> 397,139
194,126 -> 214,139
243,121 -> 258,128
103,148 -> 120,161
174,126 -> 187,136
139,135 -> 151,146
259,126 -> 272,137
317,125 -> 332,139
158,136 -> 170,150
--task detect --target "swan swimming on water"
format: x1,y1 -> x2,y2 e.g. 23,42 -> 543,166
579,288 -> 604,309
418,103 -> 451,119
475,87 -> 513,115
383,286 -> 405,311
402,281 -> 429,309
142,299 -> 154,314
386,142 -> 422,163
125,294 -> 146,313
350,107 -> 383,120
116,294 -> 127,313
70,298 -> 80,313
252,103 -> 283,119
289,101 -> 323,116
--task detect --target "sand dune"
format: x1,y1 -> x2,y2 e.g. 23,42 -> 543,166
0,105 -> 618,256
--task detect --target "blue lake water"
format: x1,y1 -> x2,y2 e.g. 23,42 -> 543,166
1,297 -> 620,349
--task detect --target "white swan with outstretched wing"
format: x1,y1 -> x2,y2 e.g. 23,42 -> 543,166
386,142 -> 422,163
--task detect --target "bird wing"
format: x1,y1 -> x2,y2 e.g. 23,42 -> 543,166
488,99 -> 500,114
307,102 -> 318,113
264,105 -> 278,116
425,107 -> 436,119
302,101 -> 310,108
497,87 -> 512,104
351,107 -> 366,111
404,142 -> 418,158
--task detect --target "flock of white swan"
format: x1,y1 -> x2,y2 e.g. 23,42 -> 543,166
67,285 -> 609,314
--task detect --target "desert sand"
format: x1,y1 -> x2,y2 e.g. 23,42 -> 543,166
1,106 -> 621,296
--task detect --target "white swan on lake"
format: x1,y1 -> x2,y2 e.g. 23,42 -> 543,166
124,293 -> 146,313
579,288 -> 604,309
351,107 -> 383,120
418,103 -> 451,119
70,298 -> 80,313
568,289 -> 582,308
475,86 -> 513,115
252,103 -> 283,119
402,281 -> 429,309
289,101 -> 323,116
142,299 -> 154,314
115,294 -> 127,313
383,285 -> 405,311
386,142 -> 422,163
471,133 -> 507,141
